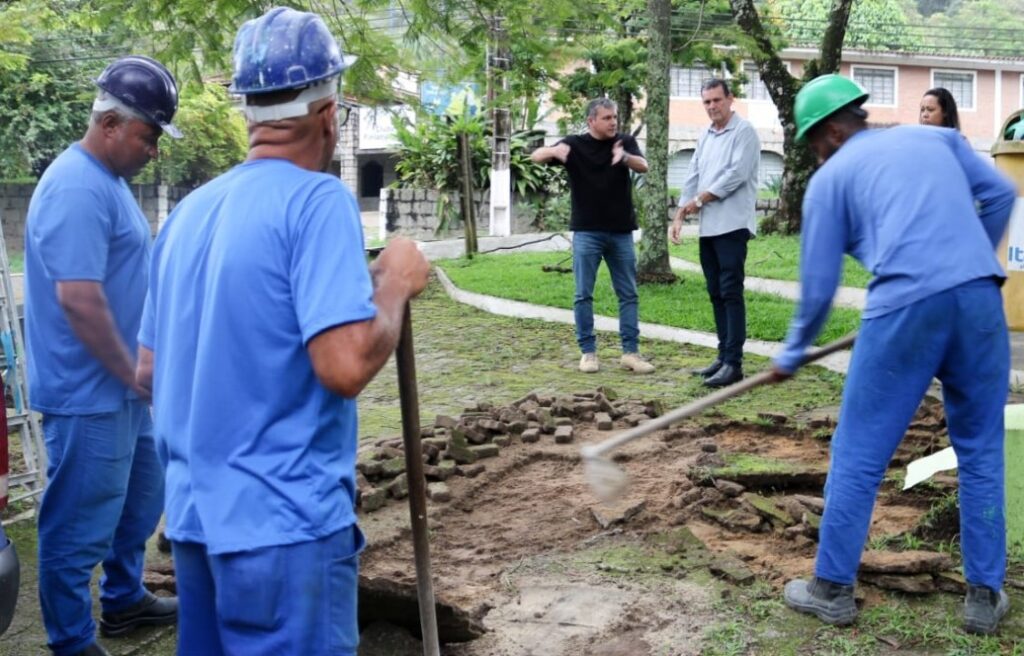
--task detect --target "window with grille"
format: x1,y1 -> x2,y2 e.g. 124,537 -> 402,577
670,64 -> 713,98
933,71 -> 975,110
743,63 -> 771,101
851,67 -> 896,106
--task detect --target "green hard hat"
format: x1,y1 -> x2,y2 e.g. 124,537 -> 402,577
794,74 -> 869,142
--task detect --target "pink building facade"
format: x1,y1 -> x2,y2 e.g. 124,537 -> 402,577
664,49 -> 1024,192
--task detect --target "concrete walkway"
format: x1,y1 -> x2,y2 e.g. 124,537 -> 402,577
433,267 -> 854,375
667,256 -> 867,309
417,228 -> 867,309
423,232 -> 1024,386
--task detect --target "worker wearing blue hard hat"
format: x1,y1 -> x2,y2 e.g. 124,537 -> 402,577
24,54 -> 181,656
137,7 -> 428,654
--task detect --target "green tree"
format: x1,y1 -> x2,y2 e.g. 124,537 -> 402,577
137,82 -> 248,187
730,0 -> 856,234
0,1 -> 45,73
392,110 -> 562,232
765,0 -> 921,51
636,0 -> 674,283
555,35 -> 648,134
0,1 -> 104,178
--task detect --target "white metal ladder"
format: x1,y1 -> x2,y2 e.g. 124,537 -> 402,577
0,215 -> 46,506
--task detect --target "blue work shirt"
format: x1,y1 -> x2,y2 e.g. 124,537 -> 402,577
139,159 -> 376,555
776,126 -> 1015,372
24,143 -> 150,415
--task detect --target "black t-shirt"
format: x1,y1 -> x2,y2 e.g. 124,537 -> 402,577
555,132 -> 643,232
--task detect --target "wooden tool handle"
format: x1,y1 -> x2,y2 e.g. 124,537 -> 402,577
586,332 -> 856,458
396,304 -> 441,656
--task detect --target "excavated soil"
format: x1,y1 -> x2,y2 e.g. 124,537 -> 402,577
357,394 -> 952,655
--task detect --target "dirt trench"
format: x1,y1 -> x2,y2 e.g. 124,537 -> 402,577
355,392 -> 954,655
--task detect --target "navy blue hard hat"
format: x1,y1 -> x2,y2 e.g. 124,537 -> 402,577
94,56 -> 181,139
230,6 -> 354,95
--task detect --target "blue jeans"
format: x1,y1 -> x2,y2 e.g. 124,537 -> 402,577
37,400 -> 164,656
816,278 -> 1008,590
172,525 -> 365,656
572,231 -> 640,354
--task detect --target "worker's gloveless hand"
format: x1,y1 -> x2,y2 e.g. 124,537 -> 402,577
375,237 -> 430,299
768,365 -> 793,383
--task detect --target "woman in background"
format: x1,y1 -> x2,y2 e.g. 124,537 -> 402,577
920,87 -> 961,131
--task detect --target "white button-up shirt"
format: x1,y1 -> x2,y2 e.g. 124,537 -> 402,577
681,112 -> 761,238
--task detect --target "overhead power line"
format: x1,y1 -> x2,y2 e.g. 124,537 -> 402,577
19,8 -> 1024,68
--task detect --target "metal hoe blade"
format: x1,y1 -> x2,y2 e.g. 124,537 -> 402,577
581,333 -> 856,501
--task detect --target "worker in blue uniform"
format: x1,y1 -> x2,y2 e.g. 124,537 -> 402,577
136,7 -> 430,655
24,56 -> 181,656
775,74 -> 1015,635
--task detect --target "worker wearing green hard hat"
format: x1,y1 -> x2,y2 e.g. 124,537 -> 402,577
793,74 -> 869,143
778,73 -> 1016,636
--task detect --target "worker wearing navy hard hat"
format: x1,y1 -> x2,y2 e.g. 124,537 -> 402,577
24,54 -> 182,656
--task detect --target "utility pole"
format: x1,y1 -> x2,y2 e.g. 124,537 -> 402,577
487,14 -> 511,237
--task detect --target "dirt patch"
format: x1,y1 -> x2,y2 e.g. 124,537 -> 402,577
358,391 -> 955,654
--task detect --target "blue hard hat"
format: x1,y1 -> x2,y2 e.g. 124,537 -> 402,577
95,56 -> 182,139
230,7 -> 355,95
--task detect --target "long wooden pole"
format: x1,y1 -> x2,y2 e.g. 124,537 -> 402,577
396,304 -> 441,656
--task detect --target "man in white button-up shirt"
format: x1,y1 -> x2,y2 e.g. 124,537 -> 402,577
670,78 -> 760,387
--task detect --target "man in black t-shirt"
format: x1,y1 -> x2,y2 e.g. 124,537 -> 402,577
531,98 -> 655,374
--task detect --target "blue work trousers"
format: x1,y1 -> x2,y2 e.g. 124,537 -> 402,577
172,524 -> 364,656
37,399 -> 163,656
572,231 -> 640,354
816,278 -> 1009,591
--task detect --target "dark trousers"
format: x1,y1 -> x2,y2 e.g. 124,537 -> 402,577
699,228 -> 749,365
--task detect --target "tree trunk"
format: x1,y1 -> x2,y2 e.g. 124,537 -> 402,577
614,87 -> 634,134
636,0 -> 675,283
730,0 -> 854,233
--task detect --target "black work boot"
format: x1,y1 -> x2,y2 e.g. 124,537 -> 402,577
964,584 -> 1010,635
694,359 -> 723,378
784,577 -> 857,626
99,591 -> 178,637
71,642 -> 112,656
704,362 -> 743,388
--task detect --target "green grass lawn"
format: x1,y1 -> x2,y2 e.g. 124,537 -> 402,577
669,233 -> 873,289
436,251 -> 861,345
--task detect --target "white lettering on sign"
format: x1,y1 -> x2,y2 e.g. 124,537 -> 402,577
1008,197 -> 1024,272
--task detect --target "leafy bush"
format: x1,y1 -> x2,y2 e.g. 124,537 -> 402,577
517,178 -> 571,232
137,82 -> 248,187
392,110 -> 565,231
0,9 -> 98,180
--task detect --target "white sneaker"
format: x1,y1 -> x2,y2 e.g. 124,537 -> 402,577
620,352 -> 655,374
579,352 -> 600,373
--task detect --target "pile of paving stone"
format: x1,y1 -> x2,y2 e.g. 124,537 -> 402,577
676,456 -> 964,594
356,387 -> 664,513
673,469 -> 829,544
